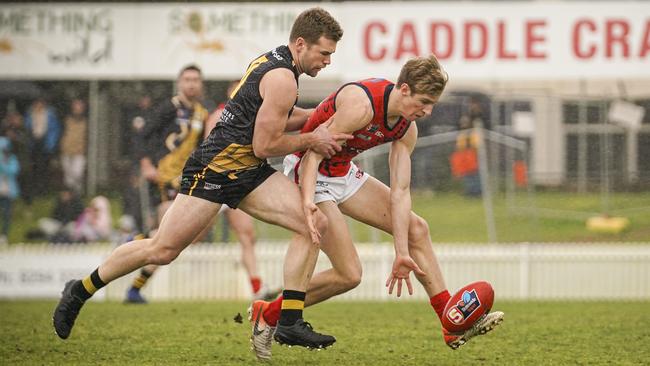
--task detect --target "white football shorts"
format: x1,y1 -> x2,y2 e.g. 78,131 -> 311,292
283,154 -> 369,204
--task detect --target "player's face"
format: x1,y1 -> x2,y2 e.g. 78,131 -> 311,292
400,85 -> 439,120
178,70 -> 203,100
297,36 -> 337,77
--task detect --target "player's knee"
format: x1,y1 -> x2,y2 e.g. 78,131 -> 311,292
408,215 -> 430,243
238,229 -> 256,246
148,239 -> 182,265
341,267 -> 362,290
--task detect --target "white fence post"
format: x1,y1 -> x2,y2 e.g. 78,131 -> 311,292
519,243 -> 530,300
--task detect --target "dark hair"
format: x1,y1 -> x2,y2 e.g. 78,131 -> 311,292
289,7 -> 343,44
178,64 -> 202,79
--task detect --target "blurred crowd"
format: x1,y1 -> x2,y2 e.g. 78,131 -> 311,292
0,95 -> 151,245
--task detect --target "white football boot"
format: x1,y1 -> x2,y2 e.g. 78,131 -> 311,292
443,311 -> 504,350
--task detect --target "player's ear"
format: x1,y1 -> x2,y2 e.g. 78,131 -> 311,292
399,83 -> 412,97
295,37 -> 307,51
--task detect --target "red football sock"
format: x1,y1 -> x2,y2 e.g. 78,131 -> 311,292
263,296 -> 283,326
250,277 -> 262,294
430,290 -> 451,322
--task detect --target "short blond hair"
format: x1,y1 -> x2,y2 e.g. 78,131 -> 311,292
397,54 -> 448,97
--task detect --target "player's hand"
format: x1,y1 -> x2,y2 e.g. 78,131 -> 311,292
310,123 -> 353,159
385,255 -> 426,297
302,202 -> 322,245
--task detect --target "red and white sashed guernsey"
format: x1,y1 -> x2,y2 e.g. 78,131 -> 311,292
295,78 -> 412,178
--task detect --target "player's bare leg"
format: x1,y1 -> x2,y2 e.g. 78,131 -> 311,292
227,209 -> 259,280
226,208 -> 276,300
53,194 -> 221,339
339,176 -> 446,295
126,203 -> 217,304
304,200 -> 362,306
339,176 -> 503,348
102,195 -> 220,281
239,172 -> 335,356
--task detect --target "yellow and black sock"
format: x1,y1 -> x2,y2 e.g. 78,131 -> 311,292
72,268 -> 106,301
278,290 -> 305,326
131,268 -> 153,290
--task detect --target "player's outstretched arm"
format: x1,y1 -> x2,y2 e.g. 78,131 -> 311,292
385,124 -> 426,297
299,86 -> 373,243
299,149 -> 325,245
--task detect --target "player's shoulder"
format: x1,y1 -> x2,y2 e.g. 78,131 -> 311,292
337,84 -> 374,113
260,68 -> 298,93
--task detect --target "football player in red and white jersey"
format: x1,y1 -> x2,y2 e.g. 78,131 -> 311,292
249,55 -> 503,359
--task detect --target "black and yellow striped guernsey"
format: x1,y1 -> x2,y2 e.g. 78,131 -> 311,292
192,45 -> 300,175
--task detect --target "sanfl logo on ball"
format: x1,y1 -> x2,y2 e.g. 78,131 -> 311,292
457,289 -> 481,319
462,291 -> 472,304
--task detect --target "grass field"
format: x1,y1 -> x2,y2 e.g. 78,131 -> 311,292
250,191 -> 650,243
1,300 -> 649,365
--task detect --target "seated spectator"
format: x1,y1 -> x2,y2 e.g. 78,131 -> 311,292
27,188 -> 84,241
29,193 -> 111,243
68,196 -> 112,243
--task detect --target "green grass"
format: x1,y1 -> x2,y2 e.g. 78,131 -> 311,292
1,300 -> 649,365
250,191 -> 650,243
9,191 -> 650,244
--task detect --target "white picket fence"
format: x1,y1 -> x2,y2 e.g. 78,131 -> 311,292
1,242 -> 649,301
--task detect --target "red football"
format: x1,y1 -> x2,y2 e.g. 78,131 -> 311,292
441,281 -> 494,333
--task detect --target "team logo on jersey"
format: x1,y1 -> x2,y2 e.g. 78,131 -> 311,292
272,48 -> 284,61
374,131 -> 384,138
203,182 -> 222,190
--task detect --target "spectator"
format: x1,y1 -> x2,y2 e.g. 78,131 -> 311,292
52,188 -> 85,225
0,137 -> 20,244
69,196 -> 112,243
451,97 -> 484,197
27,188 -> 85,241
1,102 -> 31,206
24,97 -> 61,197
60,99 -> 87,193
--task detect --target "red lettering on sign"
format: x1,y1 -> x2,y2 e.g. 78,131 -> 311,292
395,22 -> 420,59
526,20 -> 547,59
430,22 -> 454,59
497,20 -> 517,59
606,19 -> 630,58
573,19 -> 597,59
640,20 -> 650,58
464,21 -> 488,59
364,22 -> 387,62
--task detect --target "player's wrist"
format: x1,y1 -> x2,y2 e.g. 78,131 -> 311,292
304,133 -> 319,149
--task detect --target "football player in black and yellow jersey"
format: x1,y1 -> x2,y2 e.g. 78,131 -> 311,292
121,64 -> 207,304
124,80 -> 279,304
54,7 -> 351,357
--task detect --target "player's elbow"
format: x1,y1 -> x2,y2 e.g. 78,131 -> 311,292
252,142 -> 270,159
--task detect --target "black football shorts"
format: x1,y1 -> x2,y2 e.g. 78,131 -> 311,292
179,156 -> 276,208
